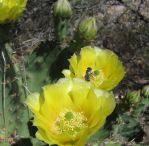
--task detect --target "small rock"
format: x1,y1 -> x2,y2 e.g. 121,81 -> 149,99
122,0 -> 141,11
139,0 -> 149,20
105,4 -> 126,23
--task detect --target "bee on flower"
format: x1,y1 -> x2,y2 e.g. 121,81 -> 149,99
62,46 -> 125,91
25,78 -> 116,146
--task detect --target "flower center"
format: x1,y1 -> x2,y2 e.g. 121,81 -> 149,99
52,109 -> 88,137
84,67 -> 105,86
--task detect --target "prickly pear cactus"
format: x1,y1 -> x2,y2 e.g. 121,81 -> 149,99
0,41 -> 64,146
0,44 -> 30,146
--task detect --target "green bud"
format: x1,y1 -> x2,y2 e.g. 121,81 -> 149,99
53,0 -> 72,18
127,90 -> 141,104
142,85 -> 149,98
78,17 -> 97,40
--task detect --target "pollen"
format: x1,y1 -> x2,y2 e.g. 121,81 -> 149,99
52,109 -> 88,137
91,69 -> 105,87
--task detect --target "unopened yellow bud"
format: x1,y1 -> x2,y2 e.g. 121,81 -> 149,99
54,0 -> 72,18
78,17 -> 97,40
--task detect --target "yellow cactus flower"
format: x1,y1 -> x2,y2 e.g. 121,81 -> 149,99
62,46 -> 125,91
0,0 -> 27,23
26,78 -> 115,146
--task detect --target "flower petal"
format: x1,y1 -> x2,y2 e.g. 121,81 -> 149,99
41,78 -> 74,120
68,78 -> 91,109
25,93 -> 41,113
94,89 -> 116,116
77,47 -> 96,76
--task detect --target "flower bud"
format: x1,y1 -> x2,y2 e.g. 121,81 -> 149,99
127,90 -> 141,104
142,85 -> 149,98
78,17 -> 97,40
53,0 -> 72,18
0,0 -> 27,23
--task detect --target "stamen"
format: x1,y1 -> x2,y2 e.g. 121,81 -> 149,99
52,109 -> 88,137
91,70 -> 105,87
93,70 -> 100,76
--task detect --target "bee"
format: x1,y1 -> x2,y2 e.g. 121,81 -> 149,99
85,67 -> 93,81
84,67 -> 100,81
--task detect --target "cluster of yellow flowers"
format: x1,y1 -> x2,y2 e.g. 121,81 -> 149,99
0,0 -> 27,23
26,46 -> 125,146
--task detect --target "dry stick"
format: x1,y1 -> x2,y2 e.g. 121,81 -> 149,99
1,50 -> 7,146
